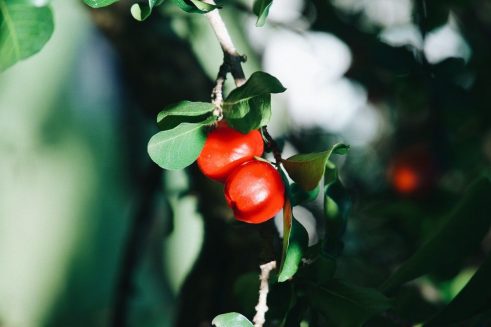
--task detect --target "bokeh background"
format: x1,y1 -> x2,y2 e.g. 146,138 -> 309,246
1,0 -> 490,326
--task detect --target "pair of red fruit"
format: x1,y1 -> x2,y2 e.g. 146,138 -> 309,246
197,123 -> 285,224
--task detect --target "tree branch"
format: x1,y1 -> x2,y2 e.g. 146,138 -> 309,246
205,1 -> 246,88
211,62 -> 228,118
253,260 -> 277,327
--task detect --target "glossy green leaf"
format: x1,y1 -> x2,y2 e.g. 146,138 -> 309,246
171,0 -> 219,14
224,71 -> 286,118
381,177 -> 491,293
309,279 -> 392,327
253,0 -> 273,27
223,71 -> 285,132
225,94 -> 270,133
131,0 -> 164,21
212,312 -> 254,327
290,183 -> 319,206
278,199 -> 309,282
282,143 -> 349,191
425,254 -> 491,326
148,118 -> 214,170
83,0 -> 119,8
0,1 -> 54,72
156,101 -> 215,131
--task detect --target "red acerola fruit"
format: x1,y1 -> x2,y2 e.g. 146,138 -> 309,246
389,145 -> 438,195
197,123 -> 264,182
224,160 -> 285,224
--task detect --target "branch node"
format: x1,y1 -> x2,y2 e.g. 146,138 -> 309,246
205,2 -> 246,87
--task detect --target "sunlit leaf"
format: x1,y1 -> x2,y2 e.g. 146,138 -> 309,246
381,177 -> 491,293
225,94 -> 270,133
156,101 -> 215,130
0,0 -> 53,71
148,117 -> 215,170
131,0 -> 164,21
171,0 -> 219,14
282,143 -> 349,191
278,199 -> 309,282
253,0 -> 273,27
212,312 -> 254,327
83,0 -> 119,8
309,279 -> 392,327
223,71 -> 285,133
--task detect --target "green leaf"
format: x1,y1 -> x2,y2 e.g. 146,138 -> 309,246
0,1 -> 54,72
253,0 -> 273,27
425,254 -> 491,326
83,0 -> 119,8
225,94 -> 271,133
224,71 -> 286,118
282,143 -> 349,191
290,183 -> 319,206
309,279 -> 392,327
147,118 -> 214,170
131,0 -> 164,21
278,199 -> 309,282
212,312 -> 254,327
381,176 -> 491,293
156,101 -> 215,131
223,71 -> 285,133
171,0 -> 219,14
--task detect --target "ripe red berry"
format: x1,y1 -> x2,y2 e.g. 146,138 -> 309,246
389,145 -> 438,195
224,160 -> 285,224
197,123 -> 264,182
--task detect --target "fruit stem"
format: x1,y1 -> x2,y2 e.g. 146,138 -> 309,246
262,126 -> 283,165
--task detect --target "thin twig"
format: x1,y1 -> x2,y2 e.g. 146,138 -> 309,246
262,126 -> 283,165
204,0 -> 247,87
211,62 -> 229,119
253,261 -> 277,327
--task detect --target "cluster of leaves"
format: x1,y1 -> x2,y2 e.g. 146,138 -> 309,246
83,0 -> 273,24
1,0 -> 275,72
147,71 -> 285,170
